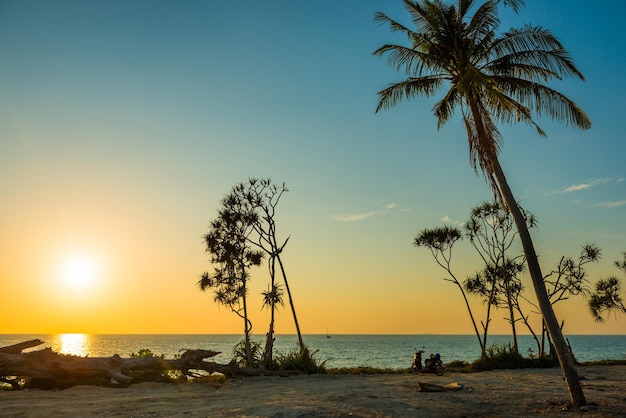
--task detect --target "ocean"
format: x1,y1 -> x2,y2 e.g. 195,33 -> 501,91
1,334 -> 624,370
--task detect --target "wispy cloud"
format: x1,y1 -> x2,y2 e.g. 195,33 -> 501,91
441,215 -> 464,226
595,200 -> 626,209
332,202 -> 404,222
332,211 -> 379,222
551,177 -> 624,194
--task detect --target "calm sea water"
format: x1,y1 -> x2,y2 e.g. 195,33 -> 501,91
1,334 -> 624,369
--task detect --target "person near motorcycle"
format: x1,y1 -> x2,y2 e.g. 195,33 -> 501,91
425,353 -> 441,369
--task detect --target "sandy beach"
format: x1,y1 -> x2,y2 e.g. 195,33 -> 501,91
1,365 -> 625,417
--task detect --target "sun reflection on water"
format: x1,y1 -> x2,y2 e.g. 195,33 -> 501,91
58,333 -> 91,357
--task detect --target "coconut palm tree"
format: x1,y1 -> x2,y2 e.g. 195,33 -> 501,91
374,0 -> 591,406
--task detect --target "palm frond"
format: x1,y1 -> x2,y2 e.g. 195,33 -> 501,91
373,44 -> 433,77
373,11 -> 411,34
461,99 -> 503,201
466,0 -> 499,42
376,76 -> 445,113
492,25 -> 585,80
493,77 -> 591,129
495,0 -> 525,13
433,85 -> 461,128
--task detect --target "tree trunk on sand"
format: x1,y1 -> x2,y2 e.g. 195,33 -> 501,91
0,342 -> 302,390
492,158 -> 586,407
0,339 -> 44,354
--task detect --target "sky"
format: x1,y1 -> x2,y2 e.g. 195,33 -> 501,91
1,0 -> 625,336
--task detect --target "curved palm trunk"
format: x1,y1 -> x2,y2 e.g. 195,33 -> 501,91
491,158 -> 586,407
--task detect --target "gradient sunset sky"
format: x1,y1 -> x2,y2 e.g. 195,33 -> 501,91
1,0 -> 625,335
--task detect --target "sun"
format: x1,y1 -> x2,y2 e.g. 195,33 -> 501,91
62,256 -> 97,289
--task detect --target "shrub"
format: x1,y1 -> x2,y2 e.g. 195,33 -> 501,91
232,339 -> 263,368
466,343 -> 557,372
274,345 -> 326,374
126,348 -> 183,383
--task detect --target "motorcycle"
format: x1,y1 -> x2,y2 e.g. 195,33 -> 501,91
411,350 -> 444,376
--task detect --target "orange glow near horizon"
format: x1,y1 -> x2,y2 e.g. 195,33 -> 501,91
1,208 -> 624,336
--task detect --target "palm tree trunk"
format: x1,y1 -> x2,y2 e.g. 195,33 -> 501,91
491,158 -> 586,407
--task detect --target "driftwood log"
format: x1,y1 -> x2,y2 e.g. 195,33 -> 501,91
0,339 -> 45,354
0,340 -> 299,390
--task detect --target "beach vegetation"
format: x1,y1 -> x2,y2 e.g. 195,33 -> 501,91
129,348 -> 164,359
127,348 -> 185,383
198,189 -> 263,367
374,0 -> 591,406
199,178 -> 308,369
463,202 -> 533,357
416,203 -> 614,365
468,343 -> 555,372
273,345 -> 327,374
415,202 -> 536,359
582,358 -> 626,366
232,338 -> 263,368
414,225 -> 485,356
528,244 -> 600,357
228,178 -> 305,367
588,252 -> 626,322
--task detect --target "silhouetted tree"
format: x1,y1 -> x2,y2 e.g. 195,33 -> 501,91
198,192 -> 263,367
588,252 -> 626,322
374,0 -> 591,406
464,202 -> 533,354
414,225 -> 488,357
229,178 -> 305,367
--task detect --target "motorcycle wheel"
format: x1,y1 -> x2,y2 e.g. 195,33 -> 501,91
435,365 -> 444,376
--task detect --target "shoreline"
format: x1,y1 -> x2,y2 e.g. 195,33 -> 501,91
2,364 -> 625,417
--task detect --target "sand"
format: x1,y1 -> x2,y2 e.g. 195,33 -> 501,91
1,365 -> 625,417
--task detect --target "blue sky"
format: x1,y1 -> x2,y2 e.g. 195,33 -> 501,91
1,0 -> 624,334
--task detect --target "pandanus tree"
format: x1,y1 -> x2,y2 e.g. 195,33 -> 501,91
230,178 -> 305,366
199,179 -> 305,369
414,226 -> 488,356
198,193 -> 263,367
463,202 -> 532,355
588,252 -> 626,322
374,0 -> 591,406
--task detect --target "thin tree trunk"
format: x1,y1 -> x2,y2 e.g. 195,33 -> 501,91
276,255 -> 304,349
515,305 -> 541,356
481,279 -> 498,358
453,279 -> 486,358
242,278 -> 253,367
506,286 -> 518,354
263,257 -> 277,368
437,256 -> 485,357
458,282 -> 485,357
491,158 -> 586,406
